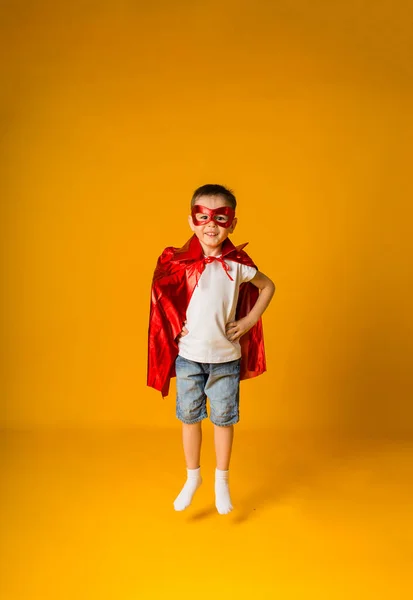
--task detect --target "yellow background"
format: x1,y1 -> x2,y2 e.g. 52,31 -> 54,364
2,0 -> 412,433
1,2 -> 413,599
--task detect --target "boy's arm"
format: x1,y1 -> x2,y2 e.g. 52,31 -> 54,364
226,270 -> 275,342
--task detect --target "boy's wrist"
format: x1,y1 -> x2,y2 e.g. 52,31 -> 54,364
244,314 -> 258,328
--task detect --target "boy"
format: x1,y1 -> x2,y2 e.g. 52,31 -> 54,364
147,184 -> 275,514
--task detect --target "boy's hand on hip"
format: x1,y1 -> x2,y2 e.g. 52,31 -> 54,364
226,317 -> 255,342
176,322 -> 189,341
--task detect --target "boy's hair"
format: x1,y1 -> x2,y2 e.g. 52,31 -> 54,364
191,184 -> 237,210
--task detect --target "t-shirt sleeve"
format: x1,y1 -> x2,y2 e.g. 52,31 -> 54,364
239,263 -> 257,283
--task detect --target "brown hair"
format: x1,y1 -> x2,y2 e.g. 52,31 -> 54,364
190,184 -> 237,210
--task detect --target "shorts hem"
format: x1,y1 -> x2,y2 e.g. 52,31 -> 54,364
210,417 -> 240,427
176,413 -> 208,425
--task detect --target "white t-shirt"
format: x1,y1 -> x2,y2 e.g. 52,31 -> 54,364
178,256 -> 257,363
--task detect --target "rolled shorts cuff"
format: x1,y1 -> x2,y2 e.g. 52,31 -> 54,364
210,415 -> 240,427
176,410 -> 208,425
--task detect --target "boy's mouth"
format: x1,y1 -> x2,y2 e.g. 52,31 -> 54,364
205,231 -> 219,237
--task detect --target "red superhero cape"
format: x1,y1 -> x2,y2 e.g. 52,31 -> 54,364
147,234 -> 266,397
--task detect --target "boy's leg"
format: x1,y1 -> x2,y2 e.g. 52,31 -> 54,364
174,356 -> 207,511
206,359 -> 240,515
214,424 -> 234,515
214,423 -> 234,471
173,422 -> 203,511
183,421 -> 202,469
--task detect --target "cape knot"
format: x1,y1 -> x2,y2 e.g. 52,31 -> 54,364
202,255 -> 234,281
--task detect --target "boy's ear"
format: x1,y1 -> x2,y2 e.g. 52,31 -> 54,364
188,214 -> 195,231
229,217 -> 237,233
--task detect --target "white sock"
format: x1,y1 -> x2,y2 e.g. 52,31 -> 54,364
173,467 -> 202,511
215,468 -> 233,515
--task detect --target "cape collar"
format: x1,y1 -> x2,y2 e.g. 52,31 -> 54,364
172,234 -> 249,262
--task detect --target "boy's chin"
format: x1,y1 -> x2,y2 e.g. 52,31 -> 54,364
201,233 -> 227,244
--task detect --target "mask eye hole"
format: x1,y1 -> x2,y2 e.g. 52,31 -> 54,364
214,215 -> 229,223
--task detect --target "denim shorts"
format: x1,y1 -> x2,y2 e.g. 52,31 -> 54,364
175,355 -> 241,427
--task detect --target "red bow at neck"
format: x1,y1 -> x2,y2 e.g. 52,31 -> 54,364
197,255 -> 234,282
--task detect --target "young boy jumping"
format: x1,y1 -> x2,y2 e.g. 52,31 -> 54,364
147,184 -> 275,514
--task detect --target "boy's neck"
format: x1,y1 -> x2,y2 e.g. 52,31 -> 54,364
201,243 -> 223,257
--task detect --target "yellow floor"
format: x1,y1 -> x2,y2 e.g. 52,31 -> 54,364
0,428 -> 412,599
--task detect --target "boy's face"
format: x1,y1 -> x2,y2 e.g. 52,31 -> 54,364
188,195 -> 237,255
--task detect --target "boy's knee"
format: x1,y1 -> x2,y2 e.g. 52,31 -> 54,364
210,407 -> 238,427
178,407 -> 196,423
177,403 -> 206,424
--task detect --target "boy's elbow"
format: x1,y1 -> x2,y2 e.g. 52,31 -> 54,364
259,279 -> 275,297
268,279 -> 276,294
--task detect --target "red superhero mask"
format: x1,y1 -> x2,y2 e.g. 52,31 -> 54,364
191,204 -> 235,229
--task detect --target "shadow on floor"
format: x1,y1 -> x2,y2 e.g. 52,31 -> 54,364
185,431 -> 398,524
